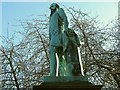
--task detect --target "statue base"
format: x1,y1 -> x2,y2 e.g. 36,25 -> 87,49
33,76 -> 103,90
43,76 -> 88,83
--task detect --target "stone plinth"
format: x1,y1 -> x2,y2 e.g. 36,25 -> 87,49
44,76 -> 88,83
33,76 -> 103,90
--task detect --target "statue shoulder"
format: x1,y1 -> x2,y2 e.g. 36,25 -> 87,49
57,8 -> 65,14
58,8 -> 64,11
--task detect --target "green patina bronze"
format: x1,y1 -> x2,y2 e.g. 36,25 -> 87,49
49,3 -> 81,76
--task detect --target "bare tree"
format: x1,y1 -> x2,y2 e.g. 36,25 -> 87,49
0,43 -> 20,90
1,6 -> 119,89
65,7 -> 120,89
0,15 -> 50,89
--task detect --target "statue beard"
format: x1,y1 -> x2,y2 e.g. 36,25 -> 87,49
50,8 -> 57,17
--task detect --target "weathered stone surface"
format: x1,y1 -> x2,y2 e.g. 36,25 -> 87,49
33,83 -> 102,90
33,76 -> 103,90
43,76 -> 88,83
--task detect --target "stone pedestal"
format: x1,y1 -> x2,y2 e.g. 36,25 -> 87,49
33,76 -> 103,90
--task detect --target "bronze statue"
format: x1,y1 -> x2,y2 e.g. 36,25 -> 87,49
49,3 -> 82,76
49,3 -> 68,76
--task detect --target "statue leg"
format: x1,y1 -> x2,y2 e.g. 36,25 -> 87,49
64,45 -> 73,76
49,46 -> 57,76
56,47 -> 66,76
71,45 -> 81,76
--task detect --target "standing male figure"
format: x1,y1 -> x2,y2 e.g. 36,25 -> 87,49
49,3 -> 68,76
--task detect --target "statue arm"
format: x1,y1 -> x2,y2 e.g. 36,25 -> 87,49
58,8 -> 69,31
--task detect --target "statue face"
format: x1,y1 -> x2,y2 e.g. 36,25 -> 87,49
50,3 -> 58,16
50,3 -> 57,10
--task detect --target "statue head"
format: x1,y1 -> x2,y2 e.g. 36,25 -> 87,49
50,3 -> 59,10
50,3 -> 59,16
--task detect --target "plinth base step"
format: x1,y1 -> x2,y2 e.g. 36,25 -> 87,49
33,76 -> 102,90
